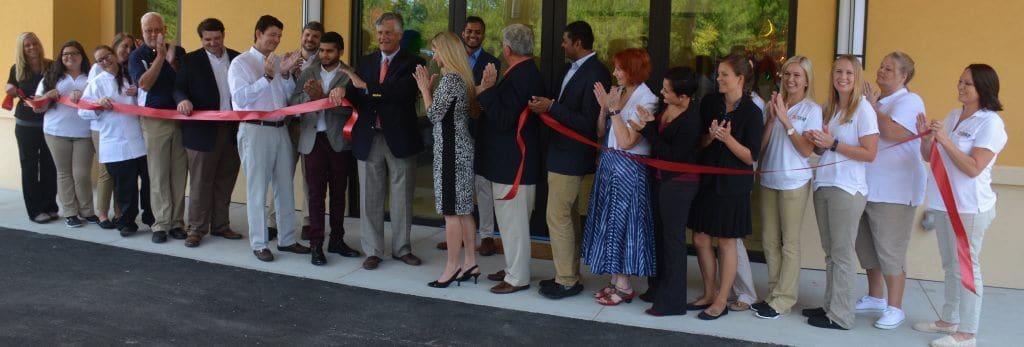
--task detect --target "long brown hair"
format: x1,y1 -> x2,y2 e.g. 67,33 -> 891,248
823,55 -> 864,124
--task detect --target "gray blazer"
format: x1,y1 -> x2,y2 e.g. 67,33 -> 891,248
289,62 -> 354,155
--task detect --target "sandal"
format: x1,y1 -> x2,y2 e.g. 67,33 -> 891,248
593,284 -> 617,299
596,288 -> 636,306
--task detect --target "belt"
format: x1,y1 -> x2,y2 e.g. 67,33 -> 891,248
244,120 -> 287,127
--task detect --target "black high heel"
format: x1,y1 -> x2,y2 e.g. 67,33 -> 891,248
456,265 -> 481,284
428,268 -> 462,288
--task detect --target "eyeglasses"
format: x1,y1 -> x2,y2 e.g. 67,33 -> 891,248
62,51 -> 81,57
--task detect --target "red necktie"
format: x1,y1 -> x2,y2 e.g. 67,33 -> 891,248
378,58 -> 388,84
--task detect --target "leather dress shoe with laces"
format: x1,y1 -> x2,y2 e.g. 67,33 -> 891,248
253,249 -> 274,262
311,246 -> 327,266
168,228 -> 187,240
362,256 -> 383,270
277,243 -> 311,254
539,282 -> 584,299
487,270 -> 506,282
184,234 -> 202,248
392,253 -> 422,266
328,240 -> 361,257
210,229 -> 243,240
151,230 -> 168,244
477,237 -> 498,256
490,281 -> 530,294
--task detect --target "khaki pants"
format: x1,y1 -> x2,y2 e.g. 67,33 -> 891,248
141,117 -> 187,232
546,172 -> 584,286
758,182 -> 811,314
91,131 -> 115,216
493,182 -> 535,287
185,125 -> 240,235
856,202 -> 916,275
44,134 -> 95,218
813,186 -> 866,329
934,208 -> 995,334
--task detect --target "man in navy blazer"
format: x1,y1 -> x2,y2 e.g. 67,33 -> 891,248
340,12 -> 425,270
435,16 -> 503,256
528,21 -> 611,299
476,24 -> 544,294
173,18 -> 243,248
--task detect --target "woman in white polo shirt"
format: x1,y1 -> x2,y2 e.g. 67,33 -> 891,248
78,45 -> 148,235
853,52 -> 928,330
752,55 -> 822,320
801,55 -> 879,330
33,41 -> 95,228
912,64 -> 1006,347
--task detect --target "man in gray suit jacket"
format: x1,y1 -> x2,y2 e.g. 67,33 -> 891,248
289,32 -> 359,265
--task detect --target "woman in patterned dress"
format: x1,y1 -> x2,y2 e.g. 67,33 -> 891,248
583,48 -> 659,305
414,32 -> 479,288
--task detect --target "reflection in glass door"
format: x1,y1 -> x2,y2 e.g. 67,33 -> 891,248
566,1 -> 651,76
466,0 -> 544,71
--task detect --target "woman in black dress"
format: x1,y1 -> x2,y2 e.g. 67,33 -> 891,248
5,32 -> 57,223
414,32 -> 479,288
628,67 -> 702,316
688,53 -> 763,320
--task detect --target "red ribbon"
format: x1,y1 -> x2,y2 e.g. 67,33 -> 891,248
2,89 -> 26,110
27,95 -> 341,122
928,142 -> 977,294
341,98 -> 358,141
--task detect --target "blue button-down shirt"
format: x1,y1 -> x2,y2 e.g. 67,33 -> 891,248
468,47 -> 483,70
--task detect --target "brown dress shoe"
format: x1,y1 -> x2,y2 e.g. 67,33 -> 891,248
277,243 -> 311,254
253,249 -> 274,262
436,241 -> 448,250
184,234 -> 202,248
363,256 -> 382,270
210,229 -> 243,240
490,281 -> 530,294
487,270 -> 506,282
392,253 -> 422,266
478,237 -> 498,256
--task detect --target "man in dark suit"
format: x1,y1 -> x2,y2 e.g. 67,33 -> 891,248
476,24 -> 545,294
337,12 -> 425,270
289,32 -> 360,265
435,16 -> 503,256
174,18 -> 242,248
528,21 -> 611,299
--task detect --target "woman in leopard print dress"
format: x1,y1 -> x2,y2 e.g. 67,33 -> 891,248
414,32 -> 480,287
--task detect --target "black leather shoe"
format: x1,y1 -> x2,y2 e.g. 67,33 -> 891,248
98,219 -> 117,229
539,282 -> 584,299
168,228 -> 187,240
118,222 -> 138,237
328,240 -> 361,257
801,307 -> 827,317
151,230 -> 168,243
311,246 -> 327,266
807,315 -> 848,330
277,243 -> 311,254
539,278 -> 557,288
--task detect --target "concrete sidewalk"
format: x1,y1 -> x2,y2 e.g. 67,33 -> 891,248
0,188 -> 1019,346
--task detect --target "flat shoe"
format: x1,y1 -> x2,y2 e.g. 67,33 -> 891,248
686,302 -> 712,311
697,308 -> 728,320
728,301 -> 751,311
913,321 -> 959,334
929,335 -> 975,347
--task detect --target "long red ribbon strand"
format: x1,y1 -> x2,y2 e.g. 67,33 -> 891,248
928,142 -> 977,294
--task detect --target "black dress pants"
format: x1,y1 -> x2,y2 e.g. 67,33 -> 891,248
105,156 -> 152,229
14,125 -> 57,219
649,180 -> 699,315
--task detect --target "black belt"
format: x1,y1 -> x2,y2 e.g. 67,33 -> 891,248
244,120 -> 287,127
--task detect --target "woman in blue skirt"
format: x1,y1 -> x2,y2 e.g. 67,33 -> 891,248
583,48 -> 658,306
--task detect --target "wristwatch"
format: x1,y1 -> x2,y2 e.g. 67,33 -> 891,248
786,127 -> 796,136
264,73 -> 274,81
829,139 -> 839,152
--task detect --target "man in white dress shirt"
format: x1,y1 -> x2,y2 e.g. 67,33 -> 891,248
228,14 -> 309,262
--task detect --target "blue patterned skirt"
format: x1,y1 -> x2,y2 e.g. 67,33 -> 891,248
582,150 -> 656,277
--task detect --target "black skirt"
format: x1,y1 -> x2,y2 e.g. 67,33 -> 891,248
688,190 -> 752,238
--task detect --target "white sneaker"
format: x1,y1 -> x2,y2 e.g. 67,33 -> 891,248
855,295 -> 887,312
874,306 -> 906,329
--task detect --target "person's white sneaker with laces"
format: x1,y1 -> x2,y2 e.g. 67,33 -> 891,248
874,306 -> 905,329
855,295 -> 887,312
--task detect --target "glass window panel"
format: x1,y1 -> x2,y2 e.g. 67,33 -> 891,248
466,0 -> 544,70
567,0 -> 650,74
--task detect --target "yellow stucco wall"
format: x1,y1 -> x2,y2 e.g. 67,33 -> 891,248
179,0 -> 304,55
323,0 -> 354,64
794,0 -> 1024,288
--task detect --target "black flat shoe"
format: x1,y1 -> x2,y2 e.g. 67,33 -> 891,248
686,302 -> 712,311
807,315 -> 848,330
98,219 -> 116,229
697,307 -> 729,320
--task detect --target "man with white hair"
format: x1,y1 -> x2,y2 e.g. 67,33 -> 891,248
476,24 -> 545,294
337,12 -> 425,270
127,11 -> 188,244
